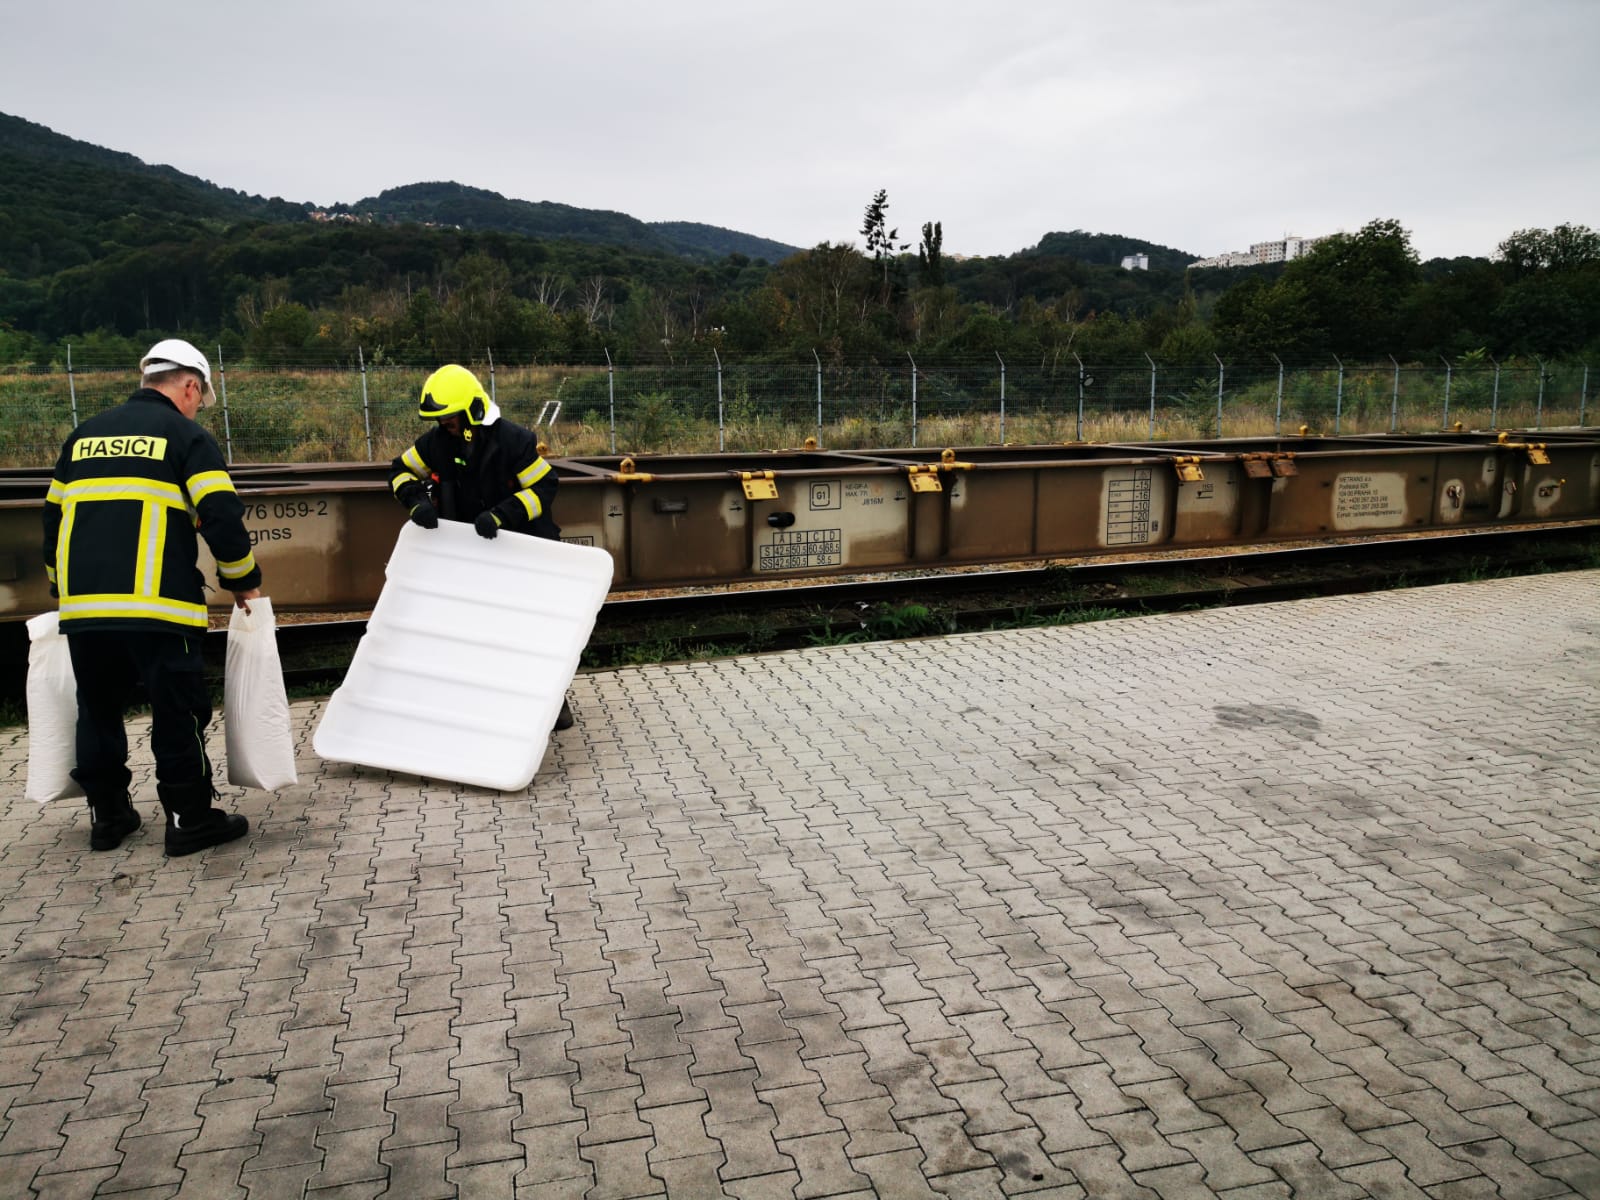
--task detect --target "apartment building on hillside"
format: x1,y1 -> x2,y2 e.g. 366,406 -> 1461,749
1190,233 -> 1326,269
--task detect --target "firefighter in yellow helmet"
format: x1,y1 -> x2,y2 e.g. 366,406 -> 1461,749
391,364 -> 560,540
388,364 -> 572,729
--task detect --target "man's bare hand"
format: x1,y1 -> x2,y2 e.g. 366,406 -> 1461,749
233,588 -> 262,614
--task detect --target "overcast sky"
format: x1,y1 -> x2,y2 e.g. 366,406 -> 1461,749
4,0 -> 1595,262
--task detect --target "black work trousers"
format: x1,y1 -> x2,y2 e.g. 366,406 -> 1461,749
67,630 -> 213,793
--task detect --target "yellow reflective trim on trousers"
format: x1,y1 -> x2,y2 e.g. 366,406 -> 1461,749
514,489 -> 540,520
391,470 -> 420,494
402,447 -> 428,477
217,551 -> 257,580
516,458 -> 551,487
59,594 -> 209,626
134,501 -> 157,597
62,477 -> 185,508
186,470 -> 236,504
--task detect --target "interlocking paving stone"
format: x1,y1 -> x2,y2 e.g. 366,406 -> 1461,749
1,572 -> 1598,1196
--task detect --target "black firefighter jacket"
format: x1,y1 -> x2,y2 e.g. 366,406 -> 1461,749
389,417 -> 559,539
43,389 -> 262,635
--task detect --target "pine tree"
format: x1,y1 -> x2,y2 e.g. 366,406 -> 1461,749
860,189 -> 906,292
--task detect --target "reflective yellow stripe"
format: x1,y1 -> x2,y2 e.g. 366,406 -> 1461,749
217,551 -> 257,580
57,504 -> 78,595
46,479 -> 65,505
45,564 -> 57,583
149,502 -> 169,593
59,594 -> 209,626
134,501 -> 157,596
514,489 -> 539,520
62,477 -> 186,508
402,447 -> 428,477
391,470 -> 420,494
516,458 -> 551,487
186,470 -> 235,504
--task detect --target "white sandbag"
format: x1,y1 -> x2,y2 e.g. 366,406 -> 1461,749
25,612 -> 84,803
314,521 -> 613,791
225,597 -> 298,791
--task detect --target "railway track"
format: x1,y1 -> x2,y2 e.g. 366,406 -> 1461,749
6,431 -> 1597,622
9,524 -> 1589,707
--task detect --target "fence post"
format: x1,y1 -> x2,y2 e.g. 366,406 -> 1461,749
812,349 -> 823,448
1073,353 -> 1086,442
358,346 -> 373,461
217,344 -> 234,464
66,343 -> 79,427
1213,353 -> 1225,439
996,352 -> 1006,445
1489,354 -> 1501,429
487,346 -> 496,406
1581,363 -> 1589,426
1388,355 -> 1401,432
1333,354 -> 1344,435
1534,356 -> 1546,429
1144,353 -> 1157,439
604,348 -> 616,454
908,352 -> 918,448
714,348 -> 724,452
1271,353 -> 1284,436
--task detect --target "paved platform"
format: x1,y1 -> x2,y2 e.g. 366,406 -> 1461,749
1,571 -> 1598,1199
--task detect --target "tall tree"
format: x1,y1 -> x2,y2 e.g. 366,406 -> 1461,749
1213,276 -> 1323,363
1497,224 -> 1600,276
917,221 -> 944,287
860,189 -> 906,293
1284,218 -> 1419,358
766,242 -> 877,349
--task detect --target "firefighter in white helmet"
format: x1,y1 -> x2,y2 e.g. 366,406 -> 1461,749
43,339 -> 258,856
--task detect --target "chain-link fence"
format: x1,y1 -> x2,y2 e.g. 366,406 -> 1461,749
1,351 -> 1591,466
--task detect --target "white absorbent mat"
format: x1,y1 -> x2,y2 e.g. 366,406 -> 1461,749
313,521 -> 613,791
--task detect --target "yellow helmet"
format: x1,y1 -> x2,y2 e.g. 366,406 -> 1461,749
418,364 -> 490,424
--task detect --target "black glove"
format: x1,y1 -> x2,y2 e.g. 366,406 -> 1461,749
474,511 -> 501,539
49,583 -> 59,599
409,501 -> 439,529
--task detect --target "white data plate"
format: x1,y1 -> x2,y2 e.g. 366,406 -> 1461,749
312,521 -> 613,791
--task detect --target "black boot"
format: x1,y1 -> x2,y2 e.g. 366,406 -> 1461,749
553,696 -> 575,731
74,767 -> 140,851
85,793 -> 141,851
158,779 -> 248,858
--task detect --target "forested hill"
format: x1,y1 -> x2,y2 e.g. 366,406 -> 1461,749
649,221 -> 800,264
339,182 -> 800,262
0,111 -> 798,282
0,111 -> 306,278
2,110 -> 1594,369
0,111 -> 288,201
1032,230 -> 1197,273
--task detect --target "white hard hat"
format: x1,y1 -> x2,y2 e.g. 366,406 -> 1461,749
140,338 -> 216,408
